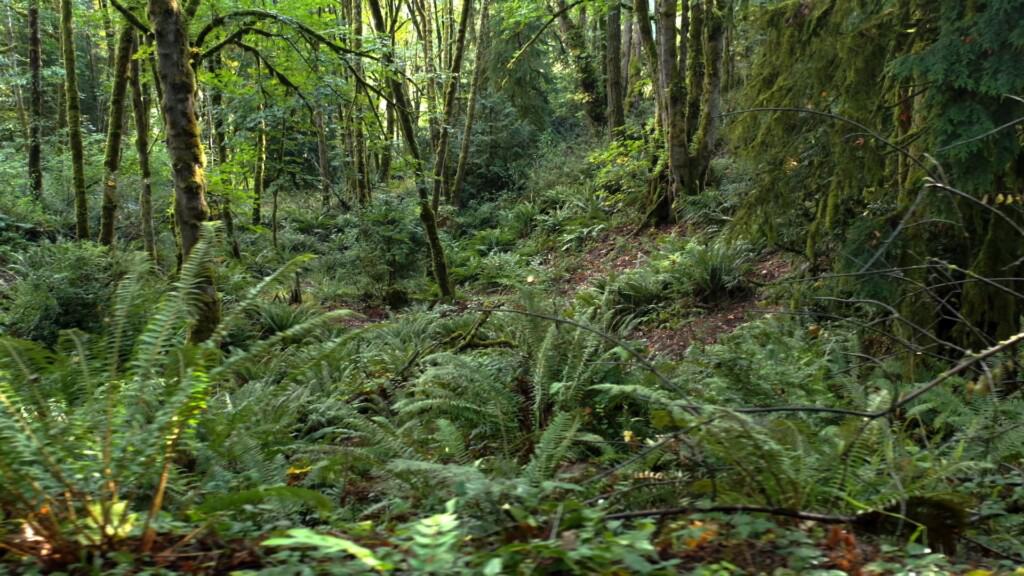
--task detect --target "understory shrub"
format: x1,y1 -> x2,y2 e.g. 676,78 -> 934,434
0,242 -> 131,345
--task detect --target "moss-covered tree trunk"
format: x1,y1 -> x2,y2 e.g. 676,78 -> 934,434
688,0 -> 724,187
605,0 -> 625,135
61,0 -> 89,239
130,36 -> 157,262
556,0 -> 605,127
148,0 -> 220,343
378,99 -> 393,183
409,0 -> 441,150
28,0 -> 43,199
652,0 -> 688,222
368,0 -> 453,300
451,0 -> 489,208
99,26 -> 135,246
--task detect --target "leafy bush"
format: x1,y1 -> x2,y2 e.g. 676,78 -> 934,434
0,242 -> 130,345
588,126 -> 655,214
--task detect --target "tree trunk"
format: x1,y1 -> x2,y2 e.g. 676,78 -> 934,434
369,0 -> 453,300
621,9 -> 634,104
352,0 -> 371,204
253,105 -> 267,225
605,0 -> 625,135
130,36 -> 157,262
147,0 -> 220,345
207,56 -> 242,259
28,0 -> 43,199
5,5 -> 28,139
690,0 -> 724,187
378,100 -> 393,183
556,0 -> 605,127
656,0 -> 688,216
431,0 -> 473,210
409,0 -> 441,149
99,26 -> 135,246
633,0 -> 662,128
451,0 -> 489,208
315,108 -> 333,210
62,0 -> 90,239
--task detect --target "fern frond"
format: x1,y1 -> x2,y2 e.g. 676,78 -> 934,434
525,411 -> 580,486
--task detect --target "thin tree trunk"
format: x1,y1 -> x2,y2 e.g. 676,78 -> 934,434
378,100 -> 393,183
622,10 -> 633,100
409,0 -> 440,149
369,0 -> 453,300
207,55 -> 242,258
633,0 -> 662,127
352,0 -> 371,204
431,0 -> 472,210
98,0 -> 115,67
5,5 -> 28,139
147,0 -> 220,347
605,0 -> 625,135
62,0 -> 89,239
99,26 -> 135,246
28,0 -> 43,199
130,36 -> 157,262
315,109 -> 332,209
451,0 -> 488,208
253,104 -> 266,225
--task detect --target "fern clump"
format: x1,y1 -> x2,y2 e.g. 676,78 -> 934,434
0,242 -> 133,345
0,233 -> 347,563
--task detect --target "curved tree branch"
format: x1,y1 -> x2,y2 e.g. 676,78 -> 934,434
109,0 -> 151,37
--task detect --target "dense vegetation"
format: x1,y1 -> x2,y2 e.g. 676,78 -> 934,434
1,0 -> 1023,573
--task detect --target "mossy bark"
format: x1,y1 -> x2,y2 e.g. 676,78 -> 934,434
556,0 -> 605,128
656,0 -> 688,217
99,26 -> 135,246
130,36 -> 157,262
605,1 -> 625,135
148,0 -> 220,342
61,0 -> 89,239
690,0 -> 724,185
315,108 -> 332,210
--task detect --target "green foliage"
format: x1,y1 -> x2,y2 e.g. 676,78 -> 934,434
4,0 -> 1024,572
0,242 -> 131,345
0,235 -> 345,560
322,195 -> 429,305
662,238 -> 754,304
456,95 -> 542,199
585,236 -> 754,326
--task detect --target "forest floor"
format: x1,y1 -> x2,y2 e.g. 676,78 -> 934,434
553,225 -> 792,358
